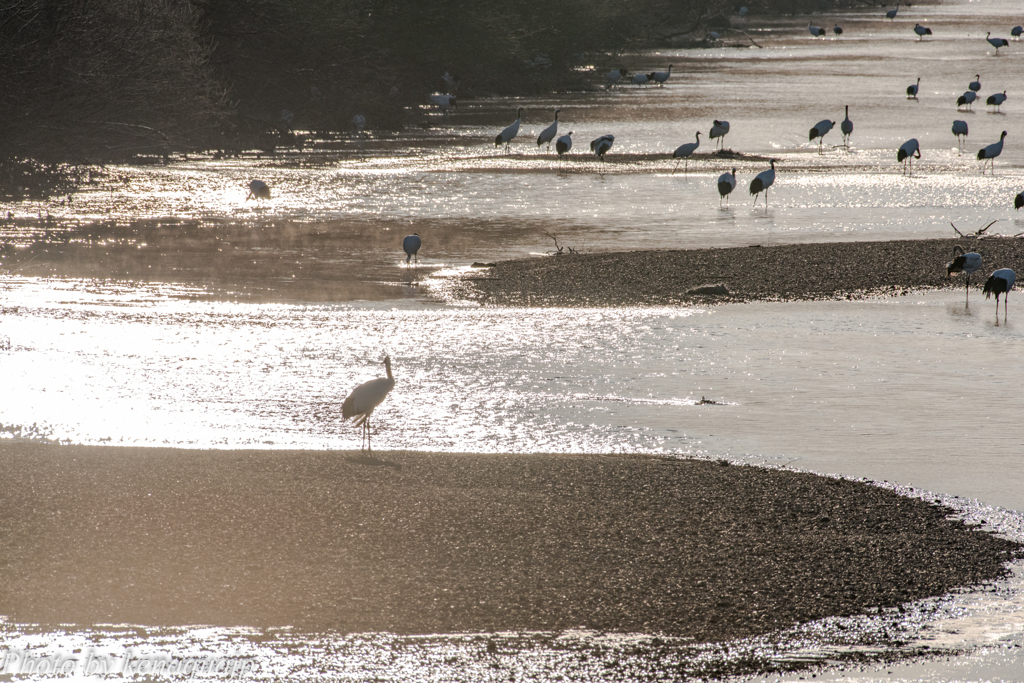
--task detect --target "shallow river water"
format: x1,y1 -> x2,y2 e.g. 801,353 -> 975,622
2,0 -> 1024,680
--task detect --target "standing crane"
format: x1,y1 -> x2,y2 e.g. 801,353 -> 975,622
591,134 -> 615,160
537,110 -> 560,150
977,130 -> 1007,174
957,90 -> 977,109
717,168 -> 737,206
555,131 -> 573,157
914,23 -> 932,40
983,269 -> 1016,318
986,91 -> 1007,112
709,120 -> 730,149
403,234 -> 421,265
952,120 -> 969,152
841,106 -> 853,147
673,131 -> 701,173
886,5 -> 899,20
897,138 -> 921,176
809,21 -> 826,37
969,75 -> 981,92
986,32 -> 1009,53
651,65 -> 673,86
946,246 -> 982,304
749,159 -> 777,209
809,118 -> 835,154
907,77 -> 921,100
342,356 -> 396,453
495,108 -> 524,153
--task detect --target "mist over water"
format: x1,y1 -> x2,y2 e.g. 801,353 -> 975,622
2,0 -> 1024,680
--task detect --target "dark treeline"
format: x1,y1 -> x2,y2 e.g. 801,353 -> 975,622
1,0 -> 849,199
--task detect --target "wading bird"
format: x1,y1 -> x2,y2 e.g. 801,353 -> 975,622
718,168 -> 737,206
833,24 -> 844,36
591,134 -> 614,160
403,234 -> 421,265
986,91 -> 1007,111
809,118 -> 835,153
246,180 -> 270,201
986,32 -> 1009,53
978,130 -> 1007,174
342,355 -> 396,453
429,93 -> 457,111
952,120 -> 969,152
673,131 -> 701,173
1015,191 -> 1023,210
946,245 -> 982,304
651,65 -> 673,86
709,120 -> 730,149
632,72 -> 653,87
957,91 -> 977,109
809,22 -> 826,37
841,106 -> 853,147
970,75 -> 982,92
914,23 -> 932,40
537,110 -> 560,149
750,159 -> 777,208
555,131 -> 573,157
495,108 -> 524,153
907,78 -> 921,100
606,68 -> 628,88
984,268 -> 1015,317
898,138 -> 921,176
1012,26 -> 1023,40
886,4 -> 899,20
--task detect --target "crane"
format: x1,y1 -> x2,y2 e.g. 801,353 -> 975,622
907,77 -> 921,100
673,131 -> 701,173
977,131 -> 1007,174
983,269 -> 1016,318
841,106 -> 853,147
606,68 -> 628,88
809,22 -> 826,37
957,90 -> 977,109
833,24 -> 844,37
946,246 -> 982,304
969,75 -> 981,92
537,110 -> 560,149
403,234 -> 421,265
246,180 -> 270,201
718,168 -> 737,206
886,5 -> 899,20
556,131 -> 573,157
914,23 -> 932,40
749,159 -> 777,208
897,138 -> 920,176
495,108 -> 524,153
342,356 -> 396,453
986,32 -> 1009,53
1016,191 -> 1023,211
591,134 -> 614,160
809,118 -> 835,154
952,120 -> 969,152
651,65 -> 673,86
986,91 -> 1007,112
709,120 -> 730,149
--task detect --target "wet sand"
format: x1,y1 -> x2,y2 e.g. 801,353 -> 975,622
449,238 -> 1024,307
1,443 -> 1018,642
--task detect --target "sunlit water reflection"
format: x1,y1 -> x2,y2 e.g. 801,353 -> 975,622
3,0 -> 1024,680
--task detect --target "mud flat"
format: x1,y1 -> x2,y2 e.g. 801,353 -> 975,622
449,238 -> 1024,307
0,443 -> 1019,643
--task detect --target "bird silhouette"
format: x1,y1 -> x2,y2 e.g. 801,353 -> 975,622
886,4 -> 899,20
591,134 -> 615,160
555,131 -> 573,157
841,106 -> 853,147
946,246 -> 982,304
986,91 -> 1007,112
977,131 -> 1007,174
957,90 -> 977,110
969,75 -> 981,92
403,234 -> 421,265
246,180 -> 270,201
606,68 -> 628,88
709,120 -> 730,149
914,23 -> 932,40
1015,191 -> 1024,211
907,78 -> 921,100
342,356 -> 396,453
897,138 -> 921,176
983,269 -> 1015,318
651,65 -> 673,86
833,24 -> 844,37
809,22 -> 826,38
809,119 -> 835,154
718,168 -> 737,206
952,120 -> 969,152
986,32 -> 1009,53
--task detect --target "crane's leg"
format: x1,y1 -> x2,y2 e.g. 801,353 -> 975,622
366,418 -> 372,453
965,275 -> 969,305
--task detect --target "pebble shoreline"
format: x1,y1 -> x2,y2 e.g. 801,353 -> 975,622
449,237 -> 1024,307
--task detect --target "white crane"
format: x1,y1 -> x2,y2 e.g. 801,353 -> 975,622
672,131 -> 701,173
886,4 -> 899,20
946,245 -> 982,304
897,138 -> 920,176
709,120 -> 730,149
957,90 -> 977,109
969,75 -> 981,92
651,65 -> 673,86
1016,191 -> 1023,211
606,68 -> 628,88
495,108 -> 524,153
749,159 -> 777,208
632,72 -> 653,87
983,269 -> 1015,317
841,106 -> 853,147
986,91 -> 1007,111
403,234 -> 421,265
907,77 -> 921,100
717,168 -> 737,206
986,32 -> 1009,53
809,118 -> 835,154
591,134 -> 614,160
246,180 -> 270,201
342,355 -> 396,453
914,23 -> 932,40
809,21 -> 826,38
977,130 -> 1007,174
537,110 -> 560,149
555,131 -> 573,157
952,120 -> 969,152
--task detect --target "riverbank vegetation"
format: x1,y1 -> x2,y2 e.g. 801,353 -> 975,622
1,0 -> 853,199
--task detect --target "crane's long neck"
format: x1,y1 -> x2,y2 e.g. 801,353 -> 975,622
384,357 -> 393,381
